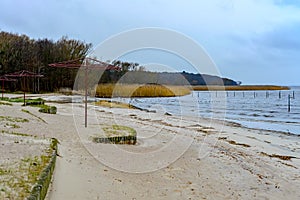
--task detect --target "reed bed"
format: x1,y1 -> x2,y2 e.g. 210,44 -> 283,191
192,85 -> 290,91
95,84 -> 191,98
94,100 -> 136,109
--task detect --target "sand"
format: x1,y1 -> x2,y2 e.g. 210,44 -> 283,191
0,94 -> 300,199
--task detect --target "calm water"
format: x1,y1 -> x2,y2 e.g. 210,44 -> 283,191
120,87 -> 300,135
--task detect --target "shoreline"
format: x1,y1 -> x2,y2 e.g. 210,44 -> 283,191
2,93 -> 299,136
102,99 -> 300,137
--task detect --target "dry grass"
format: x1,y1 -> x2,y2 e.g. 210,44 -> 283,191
95,84 -> 191,98
260,152 -> 297,160
192,85 -> 290,91
227,140 -> 251,147
94,100 -> 136,109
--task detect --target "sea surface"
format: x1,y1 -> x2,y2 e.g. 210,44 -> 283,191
120,87 -> 300,136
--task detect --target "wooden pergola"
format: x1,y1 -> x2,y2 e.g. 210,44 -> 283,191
5,70 -> 43,105
49,57 -> 120,127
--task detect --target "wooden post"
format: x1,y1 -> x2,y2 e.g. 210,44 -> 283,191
293,91 -> 295,99
85,64 -> 88,128
288,94 -> 291,112
243,91 -> 245,98
279,91 -> 281,99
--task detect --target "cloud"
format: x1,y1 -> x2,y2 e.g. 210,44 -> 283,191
253,23 -> 300,51
1,0 -> 300,84
1,0 -> 300,43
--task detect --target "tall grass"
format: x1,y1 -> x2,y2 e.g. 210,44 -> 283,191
192,85 -> 290,91
95,84 -> 191,98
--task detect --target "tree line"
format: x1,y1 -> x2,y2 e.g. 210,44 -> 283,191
0,31 -> 92,92
0,31 -> 147,93
0,31 -> 237,93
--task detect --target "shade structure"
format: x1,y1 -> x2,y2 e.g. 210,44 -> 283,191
49,57 -> 120,127
5,70 -> 44,105
48,57 -> 120,70
0,76 -> 17,99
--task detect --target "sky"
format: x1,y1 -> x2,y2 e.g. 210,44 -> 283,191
0,0 -> 300,85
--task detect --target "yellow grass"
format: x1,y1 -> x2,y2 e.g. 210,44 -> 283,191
94,100 -> 136,109
95,84 -> 191,98
192,85 -> 290,91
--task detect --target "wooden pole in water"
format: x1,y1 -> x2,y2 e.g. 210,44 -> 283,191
288,94 -> 291,112
293,91 -> 295,99
279,91 -> 281,99
243,91 -> 245,98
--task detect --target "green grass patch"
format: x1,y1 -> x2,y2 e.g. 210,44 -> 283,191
4,122 -> 20,128
0,101 -> 12,106
1,130 -> 33,137
1,97 -> 45,105
103,124 -> 137,137
1,97 -> 57,114
0,138 -> 58,199
0,116 -> 29,123
0,97 -> 10,101
36,105 -> 57,114
0,151 -> 52,199
92,124 -> 137,145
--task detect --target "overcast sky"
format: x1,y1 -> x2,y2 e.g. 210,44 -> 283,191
1,0 -> 300,85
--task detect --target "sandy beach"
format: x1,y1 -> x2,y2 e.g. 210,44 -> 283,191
1,94 -> 300,200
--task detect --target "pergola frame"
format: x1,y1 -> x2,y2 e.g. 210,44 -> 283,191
49,57 -> 120,127
5,70 -> 43,105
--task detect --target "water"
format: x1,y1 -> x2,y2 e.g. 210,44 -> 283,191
119,87 -> 300,135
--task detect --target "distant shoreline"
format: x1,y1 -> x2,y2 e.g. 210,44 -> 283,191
192,85 -> 290,91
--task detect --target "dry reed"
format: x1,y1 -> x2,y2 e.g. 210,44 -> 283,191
95,84 -> 191,98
